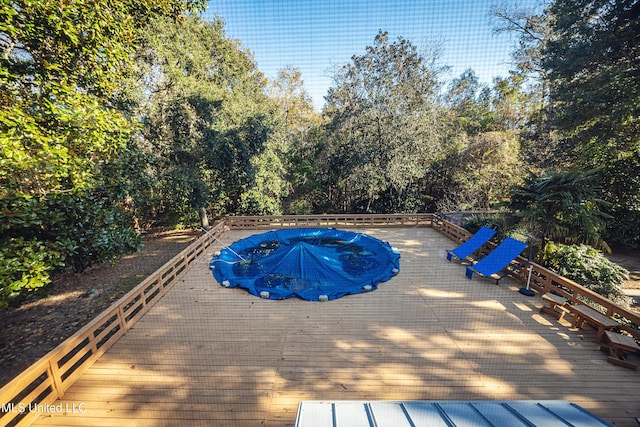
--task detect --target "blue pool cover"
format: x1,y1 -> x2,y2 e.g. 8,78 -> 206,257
209,228 -> 400,301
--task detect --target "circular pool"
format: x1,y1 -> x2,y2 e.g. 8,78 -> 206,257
209,228 -> 400,301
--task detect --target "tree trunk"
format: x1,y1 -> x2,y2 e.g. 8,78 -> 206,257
199,207 -> 210,229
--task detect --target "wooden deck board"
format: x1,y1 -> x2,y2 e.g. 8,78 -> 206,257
31,228 -> 640,426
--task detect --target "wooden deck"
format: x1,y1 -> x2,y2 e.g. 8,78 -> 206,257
31,228 -> 640,426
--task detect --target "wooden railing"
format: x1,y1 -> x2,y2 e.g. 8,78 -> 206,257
431,217 -> 640,340
225,213 -> 434,229
524,263 -> 640,340
0,222 -> 227,427
1,214 -> 638,426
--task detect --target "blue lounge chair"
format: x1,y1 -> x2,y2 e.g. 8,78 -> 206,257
446,226 -> 497,262
465,237 -> 527,284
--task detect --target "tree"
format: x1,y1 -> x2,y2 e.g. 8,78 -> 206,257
491,74 -> 532,132
449,131 -> 523,210
508,168 -> 612,257
542,0 -> 640,247
543,0 -> 640,161
268,67 -> 322,214
444,69 -> 495,135
136,15 -> 283,225
435,71 -> 527,211
494,1 -> 640,247
285,124 -> 332,214
268,66 -> 319,135
491,2 -> 556,166
491,2 -> 550,85
323,31 -> 446,212
0,0 -> 204,306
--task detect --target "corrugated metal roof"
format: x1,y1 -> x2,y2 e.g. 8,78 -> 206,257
295,400 -> 615,427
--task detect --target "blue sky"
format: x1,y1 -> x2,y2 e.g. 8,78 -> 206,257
204,0 -> 541,111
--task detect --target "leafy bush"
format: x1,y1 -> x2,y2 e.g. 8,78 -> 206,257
462,212 -> 517,235
0,192 -> 141,307
0,238 -> 63,308
289,199 -> 313,215
606,208 -> 640,250
508,169 -> 612,252
45,192 -> 143,272
542,242 -> 629,304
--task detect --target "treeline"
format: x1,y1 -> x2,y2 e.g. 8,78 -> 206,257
1,0 -> 638,306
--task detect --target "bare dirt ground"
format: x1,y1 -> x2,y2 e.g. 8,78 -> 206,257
0,228 -> 200,388
608,248 -> 640,308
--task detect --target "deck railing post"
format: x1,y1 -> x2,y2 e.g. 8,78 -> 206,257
48,359 -> 63,399
118,305 -> 127,334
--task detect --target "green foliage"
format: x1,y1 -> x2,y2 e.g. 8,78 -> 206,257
445,69 -> 495,135
601,146 -> 640,249
540,0 -> 640,245
0,0 -> 201,307
543,0 -> 640,162
269,66 -> 321,214
323,31 -> 446,213
492,1 -> 640,248
290,32 -> 535,215
462,212 -> 517,235
607,208 -> 640,250
0,88 -> 136,198
491,74 -> 534,133
1,0 -> 206,197
44,193 -> 143,272
543,242 -> 629,304
431,70 -> 531,212
136,15 -> 283,224
508,168 -> 612,255
0,192 -> 141,306
446,131 -> 523,209
0,238 -> 62,308
240,139 -> 289,215
269,66 -> 320,134
284,124 -> 332,213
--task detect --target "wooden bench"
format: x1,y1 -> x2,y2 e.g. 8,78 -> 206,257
540,293 -> 570,321
600,330 -> 640,370
570,304 -> 620,343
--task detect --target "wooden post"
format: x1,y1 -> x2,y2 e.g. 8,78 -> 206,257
48,359 -> 63,399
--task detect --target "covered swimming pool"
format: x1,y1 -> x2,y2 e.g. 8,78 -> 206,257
209,228 -> 401,301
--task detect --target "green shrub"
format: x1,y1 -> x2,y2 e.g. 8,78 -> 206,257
288,199 -> 312,215
0,238 -> 64,308
0,191 -> 141,308
45,192 -> 143,272
462,212 -> 517,235
542,242 -> 629,304
606,208 -> 640,250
